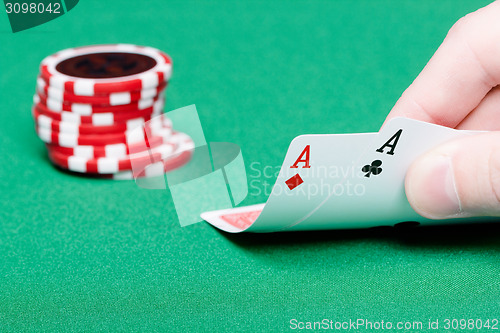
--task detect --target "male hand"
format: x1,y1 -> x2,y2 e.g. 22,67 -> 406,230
385,1 -> 500,219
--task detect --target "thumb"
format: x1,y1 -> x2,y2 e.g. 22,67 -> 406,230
405,132 -> 500,219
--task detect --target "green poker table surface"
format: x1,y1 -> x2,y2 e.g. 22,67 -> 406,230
0,0 -> 498,331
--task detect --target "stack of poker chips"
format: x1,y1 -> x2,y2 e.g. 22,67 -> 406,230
32,44 -> 193,180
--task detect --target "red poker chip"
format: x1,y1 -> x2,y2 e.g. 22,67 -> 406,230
33,44 -> 196,180
34,101 -> 162,126
36,116 -> 173,147
48,132 -> 194,177
46,136 -> 164,159
91,134 -> 193,179
112,133 -> 194,179
34,93 -> 165,115
45,130 -> 180,159
112,149 -> 192,180
37,80 -> 167,106
33,107 -> 155,135
55,149 -> 192,180
39,44 -> 172,95
48,140 -> 177,174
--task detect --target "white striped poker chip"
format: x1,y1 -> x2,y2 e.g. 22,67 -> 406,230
35,103 -> 162,126
36,116 -> 173,147
34,93 -> 165,116
46,133 -> 173,159
60,139 -> 193,180
111,132 -> 194,180
48,137 -> 178,174
46,126 -> 180,159
40,44 -> 172,96
37,76 -> 166,106
48,132 -> 193,176
34,99 -> 164,126
33,107 -> 156,135
37,90 -> 165,113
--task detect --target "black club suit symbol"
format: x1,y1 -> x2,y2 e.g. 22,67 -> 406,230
362,160 -> 383,178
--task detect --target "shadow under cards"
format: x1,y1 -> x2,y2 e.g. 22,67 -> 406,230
215,221 -> 500,251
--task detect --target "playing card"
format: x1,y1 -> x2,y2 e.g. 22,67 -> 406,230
200,204 -> 265,233
354,117 -> 479,225
202,133 -> 377,232
202,118 -> 484,233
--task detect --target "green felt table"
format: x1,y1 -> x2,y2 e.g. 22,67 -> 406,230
0,0 -> 499,331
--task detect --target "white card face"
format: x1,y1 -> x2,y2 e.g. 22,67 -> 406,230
285,118 -> 476,231
202,133 -> 377,232
250,132 -> 379,232
352,117 -> 478,225
201,118 -> 484,233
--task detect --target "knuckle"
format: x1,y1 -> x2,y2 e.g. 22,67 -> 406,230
447,14 -> 473,38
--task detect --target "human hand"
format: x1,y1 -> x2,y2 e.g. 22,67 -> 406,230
384,1 -> 500,219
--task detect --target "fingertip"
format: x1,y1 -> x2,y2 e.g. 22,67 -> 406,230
405,152 -> 463,219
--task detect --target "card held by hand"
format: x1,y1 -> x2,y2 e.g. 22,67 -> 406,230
201,118 -> 487,233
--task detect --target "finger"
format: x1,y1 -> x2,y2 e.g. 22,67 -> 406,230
405,132 -> 500,219
456,85 -> 500,131
385,1 -> 500,128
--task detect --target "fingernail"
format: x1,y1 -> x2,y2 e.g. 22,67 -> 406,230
406,154 -> 462,219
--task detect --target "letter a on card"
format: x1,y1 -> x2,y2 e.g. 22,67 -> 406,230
290,145 -> 311,168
